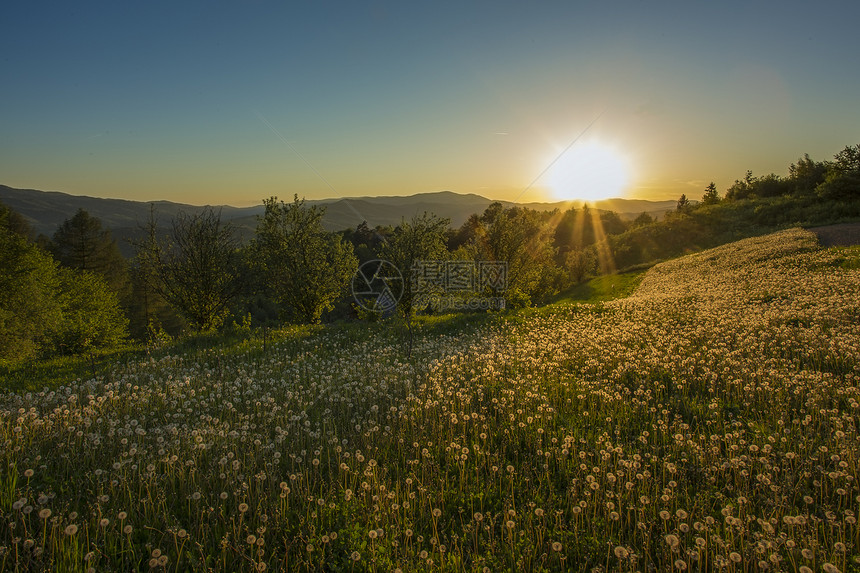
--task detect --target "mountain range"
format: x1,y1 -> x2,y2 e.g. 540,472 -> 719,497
0,185 -> 678,256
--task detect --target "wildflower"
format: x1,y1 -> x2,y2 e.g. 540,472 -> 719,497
64,524 -> 78,536
614,546 -> 628,559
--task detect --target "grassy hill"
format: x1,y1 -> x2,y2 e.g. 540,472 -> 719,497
2,228 -> 858,571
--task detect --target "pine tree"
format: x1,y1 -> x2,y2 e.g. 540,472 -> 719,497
50,209 -> 128,294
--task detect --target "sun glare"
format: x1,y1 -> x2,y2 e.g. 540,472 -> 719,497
545,141 -> 630,202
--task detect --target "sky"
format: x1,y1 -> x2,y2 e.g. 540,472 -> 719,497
2,0 -> 859,207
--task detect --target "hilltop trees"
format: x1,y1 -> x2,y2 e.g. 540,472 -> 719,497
788,154 -> 828,194
252,196 -> 357,323
817,144 -> 860,200
701,182 -> 720,205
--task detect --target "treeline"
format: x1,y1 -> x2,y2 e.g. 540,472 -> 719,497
608,143 -> 860,269
2,144 -> 859,363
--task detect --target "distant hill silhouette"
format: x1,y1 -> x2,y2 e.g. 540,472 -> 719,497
0,185 -> 677,256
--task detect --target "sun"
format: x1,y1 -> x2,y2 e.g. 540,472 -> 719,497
545,141 -> 630,202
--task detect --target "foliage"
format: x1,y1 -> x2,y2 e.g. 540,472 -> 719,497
1,204 -> 129,361
49,208 -> 128,295
380,212 -> 450,316
50,269 -> 129,354
252,195 -> 357,323
817,144 -> 860,201
134,208 -> 244,332
0,209 -> 63,361
465,203 -> 560,305
788,153 -> 828,194
701,182 -> 720,205
126,206 -> 184,340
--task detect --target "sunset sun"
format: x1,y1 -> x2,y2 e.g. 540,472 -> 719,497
545,141 -> 630,202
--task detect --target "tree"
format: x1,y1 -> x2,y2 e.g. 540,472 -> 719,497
676,194 -> 691,212
0,205 -> 63,361
1,201 -> 35,239
632,212 -> 655,227
788,154 -> 828,194
50,209 -> 128,294
252,196 -> 357,324
725,171 -> 755,201
138,208 -> 244,332
701,182 -> 720,205
126,206 -> 184,340
817,144 -> 860,200
51,269 -> 128,354
468,205 -> 557,305
380,212 -> 451,316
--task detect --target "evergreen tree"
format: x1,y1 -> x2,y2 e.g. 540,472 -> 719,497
50,209 -> 128,294
701,182 -> 720,205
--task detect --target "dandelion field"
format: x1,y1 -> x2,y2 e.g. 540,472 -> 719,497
2,228 -> 860,572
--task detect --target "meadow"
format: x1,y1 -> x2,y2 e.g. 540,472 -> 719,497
2,228 -> 859,572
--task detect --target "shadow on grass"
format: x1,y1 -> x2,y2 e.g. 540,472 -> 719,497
549,269 -> 647,306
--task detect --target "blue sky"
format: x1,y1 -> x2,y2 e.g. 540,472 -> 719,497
2,0 -> 859,206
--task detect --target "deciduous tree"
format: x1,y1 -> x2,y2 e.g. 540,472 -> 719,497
252,196 -> 357,324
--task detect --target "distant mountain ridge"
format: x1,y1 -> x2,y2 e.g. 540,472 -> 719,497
0,185 -> 677,256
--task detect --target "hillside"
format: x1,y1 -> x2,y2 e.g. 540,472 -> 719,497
0,184 -> 677,240
2,228 -> 858,570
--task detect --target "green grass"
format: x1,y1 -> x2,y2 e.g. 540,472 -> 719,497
550,269 -> 646,305
0,345 -> 145,393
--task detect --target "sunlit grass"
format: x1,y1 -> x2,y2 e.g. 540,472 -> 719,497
551,270 -> 646,305
1,228 -> 859,572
